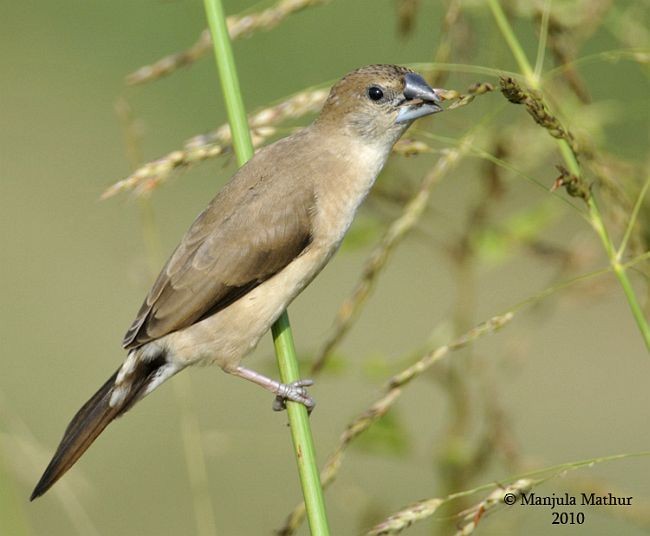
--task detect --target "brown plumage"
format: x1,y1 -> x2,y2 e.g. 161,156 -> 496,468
31,65 -> 443,500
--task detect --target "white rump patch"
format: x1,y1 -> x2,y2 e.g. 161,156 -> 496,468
109,385 -> 129,408
116,351 -> 138,384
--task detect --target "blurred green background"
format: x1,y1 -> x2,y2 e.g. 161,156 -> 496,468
2,0 -> 649,535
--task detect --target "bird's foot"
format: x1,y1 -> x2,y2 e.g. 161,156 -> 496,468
273,379 -> 315,413
231,366 -> 315,413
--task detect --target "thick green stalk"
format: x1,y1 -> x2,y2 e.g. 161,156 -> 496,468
202,0 -> 252,164
488,0 -> 649,350
201,0 -> 331,533
272,315 -> 332,535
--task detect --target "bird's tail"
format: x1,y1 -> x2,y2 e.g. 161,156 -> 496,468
31,352 -> 178,500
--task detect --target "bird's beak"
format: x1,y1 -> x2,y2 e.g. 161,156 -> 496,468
396,73 -> 443,124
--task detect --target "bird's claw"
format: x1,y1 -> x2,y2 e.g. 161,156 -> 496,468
273,379 -> 315,413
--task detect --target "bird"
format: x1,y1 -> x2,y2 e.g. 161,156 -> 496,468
31,64 -> 443,500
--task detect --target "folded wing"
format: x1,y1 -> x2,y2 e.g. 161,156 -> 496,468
123,161 -> 314,350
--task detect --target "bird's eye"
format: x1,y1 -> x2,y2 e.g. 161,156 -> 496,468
367,86 -> 384,101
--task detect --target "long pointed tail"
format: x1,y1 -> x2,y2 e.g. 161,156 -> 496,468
31,353 -> 175,500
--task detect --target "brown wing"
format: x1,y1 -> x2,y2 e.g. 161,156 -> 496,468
123,150 -> 314,350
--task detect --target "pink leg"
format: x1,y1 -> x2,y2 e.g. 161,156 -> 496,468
231,366 -> 315,412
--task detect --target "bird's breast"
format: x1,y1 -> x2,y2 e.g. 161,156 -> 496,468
311,140 -> 387,250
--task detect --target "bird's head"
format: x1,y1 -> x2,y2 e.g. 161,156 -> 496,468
315,64 -> 443,146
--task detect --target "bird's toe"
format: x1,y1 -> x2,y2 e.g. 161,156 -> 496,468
273,379 -> 316,413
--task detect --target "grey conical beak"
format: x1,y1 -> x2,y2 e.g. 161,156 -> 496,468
396,73 -> 443,124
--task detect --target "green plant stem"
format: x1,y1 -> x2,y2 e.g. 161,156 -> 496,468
588,197 -> 650,348
202,0 -> 253,164
488,0 -> 650,350
617,174 -> 650,260
202,0 -> 331,533
534,0 -> 551,82
487,0 -> 536,85
272,315 -> 331,536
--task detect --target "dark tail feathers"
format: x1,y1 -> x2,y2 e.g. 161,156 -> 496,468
30,355 -> 166,500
